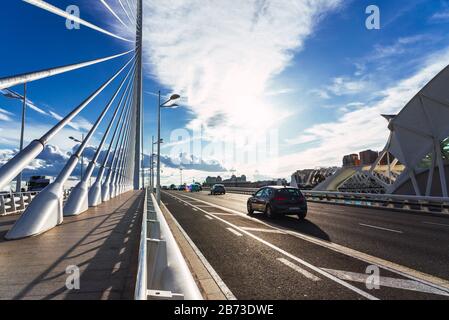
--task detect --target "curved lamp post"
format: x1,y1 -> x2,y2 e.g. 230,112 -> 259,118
68,135 -> 84,181
156,92 -> 180,204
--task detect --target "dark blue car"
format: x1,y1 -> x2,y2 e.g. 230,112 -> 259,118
247,186 -> 307,220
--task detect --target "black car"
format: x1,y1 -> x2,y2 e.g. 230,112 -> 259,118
210,184 -> 226,195
247,186 -> 307,219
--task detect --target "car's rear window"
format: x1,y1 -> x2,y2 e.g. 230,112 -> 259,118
277,189 -> 301,196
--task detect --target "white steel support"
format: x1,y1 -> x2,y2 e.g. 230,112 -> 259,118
89,80 -> 134,207
5,60 -> 134,240
0,56 -> 134,193
107,99 -> 133,200
133,0 -> 143,190
64,65 -> 136,216
112,108 -> 133,198
426,150 -> 436,197
434,139 -> 448,197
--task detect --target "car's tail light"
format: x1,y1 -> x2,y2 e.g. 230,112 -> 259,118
274,196 -> 288,201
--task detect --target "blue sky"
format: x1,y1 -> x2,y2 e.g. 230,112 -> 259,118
2,0 -> 449,185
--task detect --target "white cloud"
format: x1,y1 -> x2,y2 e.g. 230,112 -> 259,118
373,35 -> 428,59
0,121 -> 99,154
0,108 -> 13,121
270,47 -> 449,176
309,89 -> 331,99
48,111 -> 92,132
326,76 -> 370,96
285,134 -> 317,146
142,0 -> 342,138
312,76 -> 372,100
430,10 -> 449,21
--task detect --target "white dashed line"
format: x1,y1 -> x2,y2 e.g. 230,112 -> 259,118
241,227 -> 285,234
359,223 -> 403,234
205,215 -> 214,220
227,228 -> 243,237
277,258 -> 321,282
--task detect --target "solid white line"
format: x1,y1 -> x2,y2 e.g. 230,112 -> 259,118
359,223 -> 403,234
423,221 -> 449,227
167,192 -> 378,300
160,200 -> 236,300
277,258 -> 321,282
227,228 -> 243,237
166,192 -> 449,293
241,227 -> 285,234
210,213 -> 235,216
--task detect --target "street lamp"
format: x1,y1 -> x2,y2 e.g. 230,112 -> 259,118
157,91 -> 180,204
69,135 -> 84,181
180,167 -> 183,186
151,137 -> 163,192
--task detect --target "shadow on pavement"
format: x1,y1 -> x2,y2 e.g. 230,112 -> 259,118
250,213 -> 331,242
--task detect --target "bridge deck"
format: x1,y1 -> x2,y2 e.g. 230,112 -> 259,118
0,190 -> 144,300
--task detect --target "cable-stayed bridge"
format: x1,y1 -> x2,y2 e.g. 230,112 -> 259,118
1,1 -> 449,301
0,0 -> 200,300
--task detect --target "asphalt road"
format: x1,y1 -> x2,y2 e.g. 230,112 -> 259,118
161,190 -> 449,300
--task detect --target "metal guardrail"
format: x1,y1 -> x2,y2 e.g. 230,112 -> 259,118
303,190 -> 449,215
0,191 -> 38,216
135,189 -> 203,300
0,189 -> 72,216
204,187 -> 449,215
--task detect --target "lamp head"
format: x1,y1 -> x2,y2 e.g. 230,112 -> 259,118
169,94 -> 181,101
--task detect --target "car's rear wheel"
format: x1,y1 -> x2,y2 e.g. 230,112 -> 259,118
265,205 -> 275,219
297,213 -> 307,220
247,203 -> 254,215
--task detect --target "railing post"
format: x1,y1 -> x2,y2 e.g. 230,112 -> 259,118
0,195 -> 6,215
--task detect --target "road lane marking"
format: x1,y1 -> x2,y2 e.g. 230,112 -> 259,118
322,268 -> 449,297
277,258 -> 321,282
423,221 -> 449,227
209,213 -> 234,216
205,215 -> 214,220
359,223 -> 403,234
167,191 -> 449,294
241,227 -> 285,234
227,228 -> 243,237
159,199 -> 237,300
167,192 -> 378,300
192,208 -> 198,212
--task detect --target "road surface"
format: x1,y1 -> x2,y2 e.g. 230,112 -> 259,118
161,190 -> 449,300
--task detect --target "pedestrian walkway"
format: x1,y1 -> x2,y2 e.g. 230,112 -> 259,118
0,190 -> 144,300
